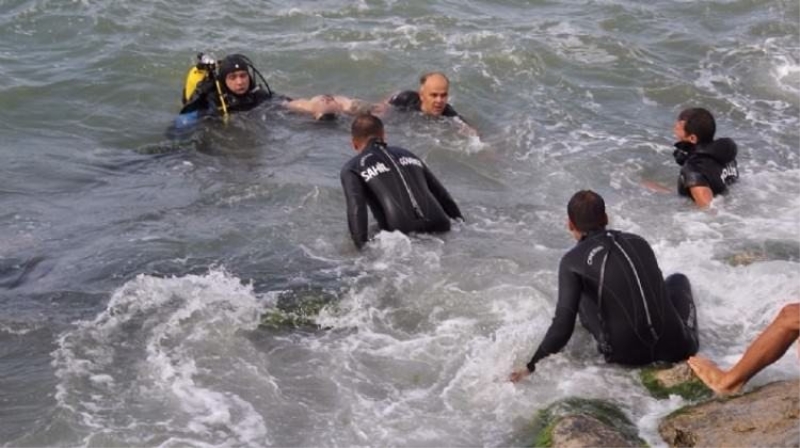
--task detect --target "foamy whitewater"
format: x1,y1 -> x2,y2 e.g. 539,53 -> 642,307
0,0 -> 798,446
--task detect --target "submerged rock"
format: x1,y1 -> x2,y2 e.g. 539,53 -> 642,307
639,363 -> 712,401
529,397 -> 645,447
259,287 -> 338,329
717,239 -> 800,267
659,379 -> 799,448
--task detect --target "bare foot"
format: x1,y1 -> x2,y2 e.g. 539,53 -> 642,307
687,356 -> 742,395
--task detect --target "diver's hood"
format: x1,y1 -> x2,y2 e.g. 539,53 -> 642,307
216,54 -> 255,95
217,54 -> 252,79
696,137 -> 737,164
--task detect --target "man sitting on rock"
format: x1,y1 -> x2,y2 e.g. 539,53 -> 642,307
510,190 -> 699,382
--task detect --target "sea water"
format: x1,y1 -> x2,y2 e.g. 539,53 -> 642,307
1,0 -> 798,446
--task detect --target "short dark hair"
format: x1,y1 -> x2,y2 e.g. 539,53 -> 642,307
419,71 -> 449,85
351,114 -> 384,141
568,190 -> 608,232
678,108 -> 716,144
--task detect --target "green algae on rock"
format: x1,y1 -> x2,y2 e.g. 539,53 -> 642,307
529,397 -> 646,447
639,363 -> 712,401
259,287 -> 338,329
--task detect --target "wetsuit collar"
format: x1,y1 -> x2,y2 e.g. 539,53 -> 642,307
366,137 -> 388,149
674,141 -> 695,152
579,228 -> 609,242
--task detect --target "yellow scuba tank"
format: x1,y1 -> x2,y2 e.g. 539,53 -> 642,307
182,66 -> 210,105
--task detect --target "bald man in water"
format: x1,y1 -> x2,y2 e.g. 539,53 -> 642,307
383,72 -> 478,136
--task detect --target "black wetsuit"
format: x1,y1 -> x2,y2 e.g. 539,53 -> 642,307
674,138 -> 739,198
388,90 -> 461,118
526,230 -> 698,372
340,139 -> 463,249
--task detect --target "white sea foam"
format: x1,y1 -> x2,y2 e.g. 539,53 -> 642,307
52,270 -> 274,446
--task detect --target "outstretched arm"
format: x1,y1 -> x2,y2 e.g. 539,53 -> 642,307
453,115 -> 479,138
179,78 -> 216,115
511,258 -> 582,382
423,166 -> 463,221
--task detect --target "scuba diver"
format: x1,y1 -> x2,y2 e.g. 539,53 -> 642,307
180,53 -> 275,116
177,53 -> 369,125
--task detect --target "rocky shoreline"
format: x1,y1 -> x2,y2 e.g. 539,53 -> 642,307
259,305 -> 798,447
527,363 -> 798,448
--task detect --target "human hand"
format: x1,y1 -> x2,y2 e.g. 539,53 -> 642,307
194,78 -> 216,97
459,124 -> 479,138
370,102 -> 389,116
509,367 -> 531,383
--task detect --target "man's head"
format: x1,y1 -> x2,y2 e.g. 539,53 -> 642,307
351,114 -> 385,151
218,54 -> 252,96
418,72 -> 450,116
674,108 -> 716,145
567,190 -> 608,238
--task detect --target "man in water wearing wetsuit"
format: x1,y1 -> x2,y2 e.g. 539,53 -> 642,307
340,114 -> 464,249
672,108 -> 739,208
510,190 -> 699,382
381,72 -> 478,136
180,53 -> 363,120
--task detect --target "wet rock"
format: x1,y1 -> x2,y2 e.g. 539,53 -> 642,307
548,414 -> 641,447
717,239 -> 800,267
259,287 -> 337,329
530,398 -> 645,447
659,380 -> 799,448
640,362 -> 712,401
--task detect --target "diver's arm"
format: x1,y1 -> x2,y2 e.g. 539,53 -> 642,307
384,90 -> 406,106
364,92 -> 401,117
524,257 -> 582,373
680,165 -> 714,209
441,102 -> 478,137
689,186 -> 714,208
423,166 -> 463,221
453,115 -> 479,137
340,167 -> 370,249
179,78 -> 217,115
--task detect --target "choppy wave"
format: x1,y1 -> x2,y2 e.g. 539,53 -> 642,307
50,270 -> 272,447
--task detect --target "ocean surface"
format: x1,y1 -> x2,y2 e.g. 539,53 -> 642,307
1,0 -> 798,446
